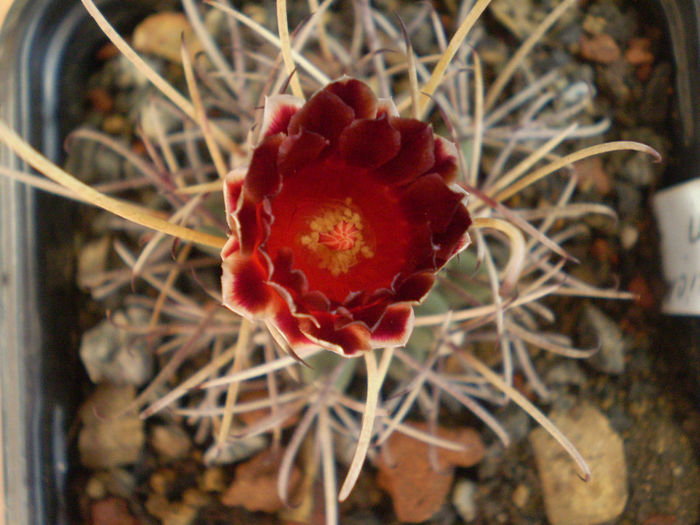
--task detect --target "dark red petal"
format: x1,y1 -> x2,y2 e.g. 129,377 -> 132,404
330,307 -> 355,330
404,223 -> 438,272
261,94 -> 303,137
433,137 -> 459,183
224,170 -> 245,212
395,272 -> 436,303
221,253 -> 275,317
264,154 -> 414,303
348,300 -> 390,331
299,316 -> 371,356
224,167 -> 246,230
278,128 -> 329,175
374,118 -> 435,185
221,235 -> 240,259
401,173 -> 464,232
273,307 -> 315,349
434,205 -> 473,267
344,288 -> 392,310
269,247 -> 308,299
234,196 -> 261,255
325,78 -> 378,119
339,114 -> 401,168
369,304 -> 414,347
288,89 -> 355,142
244,133 -> 285,202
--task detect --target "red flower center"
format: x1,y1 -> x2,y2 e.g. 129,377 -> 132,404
299,198 -> 374,276
264,155 -> 411,303
318,220 -> 359,251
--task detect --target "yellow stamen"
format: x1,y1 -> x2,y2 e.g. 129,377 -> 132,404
300,198 -> 374,275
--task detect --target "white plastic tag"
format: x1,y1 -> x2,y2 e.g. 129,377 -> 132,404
653,178 -> 700,315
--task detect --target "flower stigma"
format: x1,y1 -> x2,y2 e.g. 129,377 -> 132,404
300,197 -> 374,276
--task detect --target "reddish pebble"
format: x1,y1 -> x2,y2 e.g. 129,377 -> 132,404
625,38 -> 654,65
376,422 -> 484,523
636,62 -> 654,82
95,42 -> 119,61
221,449 -> 301,513
576,157 -> 612,195
91,497 -> 141,525
591,238 -> 617,264
87,87 -> 114,114
580,33 -> 621,64
643,515 -> 677,525
628,274 -> 656,310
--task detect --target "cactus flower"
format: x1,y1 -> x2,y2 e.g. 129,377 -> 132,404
221,78 -> 471,356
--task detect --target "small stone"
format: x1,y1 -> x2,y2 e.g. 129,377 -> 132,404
101,468 -> 137,499
620,223 -> 639,250
621,151 -> 655,186
150,468 -> 177,496
376,423 -> 484,523
615,181 -> 642,220
582,14 -> 606,35
78,384 -> 145,469
102,115 -> 129,135
628,275 -> 656,310
139,103 -> 182,142
201,467 -> 227,493
512,484 -> 530,509
132,12 -> 204,64
579,33 -> 621,64
90,497 -> 139,525
79,309 -> 153,387
203,434 -> 268,465
499,406 -> 531,443
160,502 -> 198,525
85,476 -> 107,500
576,157 -> 612,195
477,443 -> 505,480
182,487 -> 211,508
150,424 -> 192,461
452,479 -> 478,522
530,403 -> 627,525
435,426 -> 487,468
77,237 -> 111,290
625,38 -> 654,65
96,42 -> 119,61
560,81 -> 593,107
87,87 -> 114,114
546,361 -> 587,387
580,303 -> 628,374
378,435 -> 452,523
221,449 -> 301,513
145,493 -> 170,521
84,469 -> 136,500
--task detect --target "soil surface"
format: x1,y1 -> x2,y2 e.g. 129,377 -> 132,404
58,1 -> 700,524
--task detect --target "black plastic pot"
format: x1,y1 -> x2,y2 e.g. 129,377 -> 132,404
0,1 -> 697,524
655,0 -> 700,391
0,2 -> 153,523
